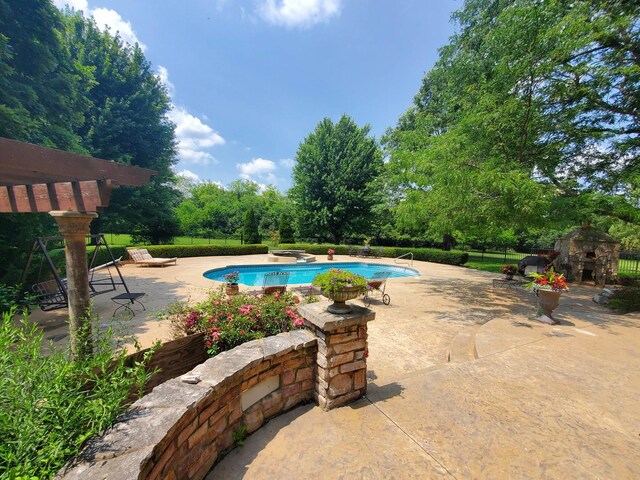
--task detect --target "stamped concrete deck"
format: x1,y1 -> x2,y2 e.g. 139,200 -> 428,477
30,255 -> 640,478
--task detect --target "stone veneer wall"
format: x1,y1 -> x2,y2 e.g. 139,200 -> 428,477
57,301 -> 374,480
56,330 -> 317,480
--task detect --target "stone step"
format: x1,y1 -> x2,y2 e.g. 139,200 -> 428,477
447,324 -> 481,363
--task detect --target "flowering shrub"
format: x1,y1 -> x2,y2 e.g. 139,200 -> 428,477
526,267 -> 569,292
168,289 -> 304,356
500,264 -> 517,275
327,248 -> 335,255
222,271 -> 240,284
312,269 -> 367,295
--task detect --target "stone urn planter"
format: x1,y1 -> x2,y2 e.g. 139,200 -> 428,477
536,290 -> 562,324
225,283 -> 239,296
322,286 -> 362,314
327,254 -> 334,261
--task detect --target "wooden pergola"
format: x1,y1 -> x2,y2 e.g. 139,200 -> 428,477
0,137 -> 155,356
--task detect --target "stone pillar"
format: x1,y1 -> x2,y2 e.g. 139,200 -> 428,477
299,301 -> 374,411
50,210 -> 98,358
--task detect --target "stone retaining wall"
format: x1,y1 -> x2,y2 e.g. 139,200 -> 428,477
57,330 -> 317,480
57,301 -> 374,480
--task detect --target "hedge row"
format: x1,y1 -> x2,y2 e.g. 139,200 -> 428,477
129,244 -> 269,259
277,244 -> 468,266
46,245 -> 268,273
46,242 -> 466,269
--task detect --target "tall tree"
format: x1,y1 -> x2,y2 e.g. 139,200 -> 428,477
243,207 -> 260,244
63,13 -> 179,242
0,0 -> 87,149
0,0 -> 89,282
279,213 -> 295,243
291,115 -> 383,244
386,0 -> 640,241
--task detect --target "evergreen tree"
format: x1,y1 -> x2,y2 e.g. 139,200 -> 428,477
243,207 -> 260,244
279,214 -> 295,243
63,13 -> 179,242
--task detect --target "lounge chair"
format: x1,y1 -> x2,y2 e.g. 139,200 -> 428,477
128,248 -> 177,267
262,271 -> 289,294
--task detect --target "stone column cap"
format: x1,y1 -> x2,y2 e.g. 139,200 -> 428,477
49,210 -> 98,218
299,301 -> 374,332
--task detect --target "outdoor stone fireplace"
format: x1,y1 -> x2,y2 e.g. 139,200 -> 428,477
554,226 -> 620,286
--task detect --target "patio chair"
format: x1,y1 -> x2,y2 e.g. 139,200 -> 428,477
348,246 -> 357,256
363,271 -> 391,306
262,271 -> 289,295
128,248 -> 177,267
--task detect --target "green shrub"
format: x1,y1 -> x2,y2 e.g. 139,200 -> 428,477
0,284 -> 35,315
131,244 -> 268,259
277,243 -> 468,265
0,310 -> 154,478
609,276 -> 640,313
608,287 -> 640,313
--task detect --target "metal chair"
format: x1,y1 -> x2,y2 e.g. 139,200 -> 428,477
262,271 -> 289,295
362,271 -> 391,306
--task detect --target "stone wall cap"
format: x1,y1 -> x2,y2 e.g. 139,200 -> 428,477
299,301 -> 374,332
133,378 -> 210,409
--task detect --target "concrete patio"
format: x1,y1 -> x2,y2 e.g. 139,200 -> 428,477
30,255 -> 640,478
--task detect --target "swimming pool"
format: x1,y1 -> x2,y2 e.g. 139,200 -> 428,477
203,262 -> 419,286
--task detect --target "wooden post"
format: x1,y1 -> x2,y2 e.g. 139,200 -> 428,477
50,210 -> 98,359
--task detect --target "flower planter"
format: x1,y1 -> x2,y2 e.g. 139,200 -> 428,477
505,273 -> 514,281
327,254 -> 334,261
322,286 -> 362,314
225,283 -> 239,296
536,290 -> 562,324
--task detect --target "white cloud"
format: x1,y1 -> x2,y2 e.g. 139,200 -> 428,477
156,66 -> 175,95
168,106 -> 225,166
258,0 -> 341,27
52,1 -> 145,51
238,158 -> 276,179
279,158 -> 295,168
237,158 -> 282,186
92,7 -> 146,51
176,169 -> 201,182
53,0 -> 88,11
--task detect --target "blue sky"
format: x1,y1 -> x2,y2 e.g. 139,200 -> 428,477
53,0 -> 459,191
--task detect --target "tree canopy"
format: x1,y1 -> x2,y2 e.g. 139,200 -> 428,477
0,1 -> 180,280
385,0 -> 640,243
291,115 -> 383,244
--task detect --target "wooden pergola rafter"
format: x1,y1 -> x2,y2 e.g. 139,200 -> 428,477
0,136 -> 156,357
0,137 -> 154,213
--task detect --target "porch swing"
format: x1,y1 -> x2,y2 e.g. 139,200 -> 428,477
21,234 -> 132,311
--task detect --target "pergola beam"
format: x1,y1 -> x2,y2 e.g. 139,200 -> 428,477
0,137 -> 154,187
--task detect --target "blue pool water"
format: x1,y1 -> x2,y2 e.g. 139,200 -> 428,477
203,262 -> 419,286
